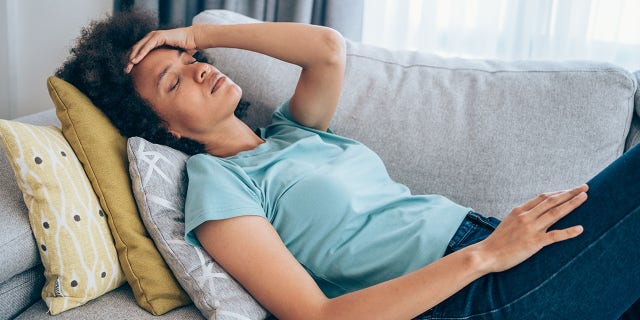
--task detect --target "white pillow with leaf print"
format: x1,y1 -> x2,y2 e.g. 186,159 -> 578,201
127,136 -> 268,320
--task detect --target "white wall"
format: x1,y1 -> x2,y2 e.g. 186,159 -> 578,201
0,0 -> 112,119
0,2 -> 11,119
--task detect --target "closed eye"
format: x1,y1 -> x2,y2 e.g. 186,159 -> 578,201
169,78 -> 179,92
169,59 -> 197,92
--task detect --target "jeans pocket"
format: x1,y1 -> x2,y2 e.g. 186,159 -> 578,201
447,212 -> 499,253
467,211 -> 501,229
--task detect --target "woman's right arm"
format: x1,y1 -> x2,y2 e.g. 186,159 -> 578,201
195,215 -> 485,320
195,185 -> 587,320
125,23 -> 345,132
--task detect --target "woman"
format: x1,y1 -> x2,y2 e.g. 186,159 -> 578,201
58,10 -> 640,320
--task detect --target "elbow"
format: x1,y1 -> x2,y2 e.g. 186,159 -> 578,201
319,27 -> 346,67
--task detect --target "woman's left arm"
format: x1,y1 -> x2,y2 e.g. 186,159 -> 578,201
127,23 -> 346,131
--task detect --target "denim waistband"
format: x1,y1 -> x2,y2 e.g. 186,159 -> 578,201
446,211 -> 501,255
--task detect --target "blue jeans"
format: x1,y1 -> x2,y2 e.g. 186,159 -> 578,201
418,144 -> 640,320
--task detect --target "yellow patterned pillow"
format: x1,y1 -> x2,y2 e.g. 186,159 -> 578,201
0,120 -> 125,315
47,76 -> 191,314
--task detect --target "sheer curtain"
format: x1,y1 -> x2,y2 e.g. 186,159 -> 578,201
114,0 -> 363,41
362,0 -> 640,71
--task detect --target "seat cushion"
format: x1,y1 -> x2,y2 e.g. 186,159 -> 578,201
16,285 -> 204,320
0,266 -> 45,320
0,110 -> 59,285
0,148 -> 39,285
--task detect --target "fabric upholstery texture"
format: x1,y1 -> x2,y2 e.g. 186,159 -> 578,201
46,76 -> 191,315
630,71 -> 640,149
627,114 -> 640,151
16,285 -> 205,320
635,71 -> 640,117
127,137 -> 268,320
0,120 -> 125,314
0,110 -> 60,317
334,46 -> 636,217
196,9 -> 637,218
0,148 -> 39,285
0,266 -> 45,320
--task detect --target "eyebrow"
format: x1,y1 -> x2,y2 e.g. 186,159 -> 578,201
156,50 -> 184,90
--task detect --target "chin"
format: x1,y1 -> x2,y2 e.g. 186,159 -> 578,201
231,86 -> 243,103
232,83 -> 243,97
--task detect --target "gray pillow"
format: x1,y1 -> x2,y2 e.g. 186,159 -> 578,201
127,137 -> 268,320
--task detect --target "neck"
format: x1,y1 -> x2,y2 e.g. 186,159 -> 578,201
202,118 -> 264,157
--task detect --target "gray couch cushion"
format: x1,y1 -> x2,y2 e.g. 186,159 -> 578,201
335,45 -> 636,218
0,266 -> 45,320
630,71 -> 640,149
0,110 -> 61,285
196,10 -> 636,218
16,285 -> 204,320
635,71 -> 640,117
627,114 -> 640,151
0,148 -> 39,284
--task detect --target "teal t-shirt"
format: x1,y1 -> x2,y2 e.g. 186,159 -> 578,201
185,100 -> 470,298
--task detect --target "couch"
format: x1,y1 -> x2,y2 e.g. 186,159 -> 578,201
1,9 -> 639,320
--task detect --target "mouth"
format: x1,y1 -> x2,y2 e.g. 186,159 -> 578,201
210,75 -> 226,94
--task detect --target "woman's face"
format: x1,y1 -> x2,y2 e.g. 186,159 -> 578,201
130,47 -> 242,140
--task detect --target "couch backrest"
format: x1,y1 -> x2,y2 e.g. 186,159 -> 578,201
196,10 -> 637,218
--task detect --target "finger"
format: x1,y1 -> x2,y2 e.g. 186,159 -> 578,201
130,39 -> 160,64
530,184 -> 588,217
129,35 -> 162,64
128,34 -> 152,62
516,190 -> 565,214
543,225 -> 584,246
538,191 -> 588,227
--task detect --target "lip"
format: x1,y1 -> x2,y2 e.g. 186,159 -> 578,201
210,75 -> 226,94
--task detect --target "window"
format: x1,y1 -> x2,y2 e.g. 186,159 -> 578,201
362,0 -> 640,71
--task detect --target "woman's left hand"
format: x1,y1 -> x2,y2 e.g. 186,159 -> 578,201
124,26 -> 198,73
473,184 -> 588,273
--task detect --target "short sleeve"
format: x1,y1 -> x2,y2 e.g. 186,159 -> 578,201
184,153 -> 265,246
270,99 -> 296,126
268,99 -> 334,134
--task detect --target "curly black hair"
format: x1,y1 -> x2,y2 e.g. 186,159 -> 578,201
56,9 -> 248,155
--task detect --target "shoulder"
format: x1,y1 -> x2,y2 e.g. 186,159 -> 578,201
266,99 -> 336,136
186,153 -> 246,184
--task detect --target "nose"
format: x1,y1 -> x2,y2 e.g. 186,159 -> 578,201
194,63 -> 212,83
